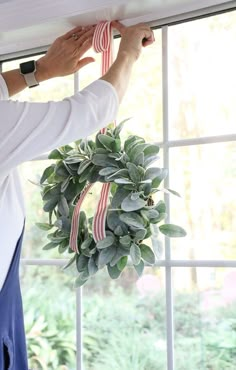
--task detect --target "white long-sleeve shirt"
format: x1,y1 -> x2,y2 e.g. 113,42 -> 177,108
0,74 -> 119,291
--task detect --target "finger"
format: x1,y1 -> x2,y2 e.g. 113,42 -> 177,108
76,57 -> 95,71
111,20 -> 126,35
76,37 -> 93,58
61,25 -> 94,40
75,27 -> 95,46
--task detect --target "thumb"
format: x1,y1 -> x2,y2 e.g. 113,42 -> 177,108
76,57 -> 95,71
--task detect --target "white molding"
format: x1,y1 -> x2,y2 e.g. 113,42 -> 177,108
20,259 -> 236,267
0,1 -> 235,60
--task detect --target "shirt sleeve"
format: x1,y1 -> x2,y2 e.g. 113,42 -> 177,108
0,77 -> 119,179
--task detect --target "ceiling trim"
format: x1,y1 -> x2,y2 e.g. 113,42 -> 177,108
0,0 -> 235,62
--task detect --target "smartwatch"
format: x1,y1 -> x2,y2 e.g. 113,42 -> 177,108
19,60 -> 39,88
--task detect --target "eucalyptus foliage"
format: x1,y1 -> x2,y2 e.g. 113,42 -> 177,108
37,120 -> 186,286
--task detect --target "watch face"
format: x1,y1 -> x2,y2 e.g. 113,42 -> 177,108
20,60 -> 36,74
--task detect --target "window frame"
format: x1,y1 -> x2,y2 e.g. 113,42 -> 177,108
1,4 -> 236,370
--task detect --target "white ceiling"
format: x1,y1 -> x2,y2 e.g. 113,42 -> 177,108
0,0 -> 234,60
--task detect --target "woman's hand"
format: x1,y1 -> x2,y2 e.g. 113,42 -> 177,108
37,25 -> 96,80
111,21 -> 155,63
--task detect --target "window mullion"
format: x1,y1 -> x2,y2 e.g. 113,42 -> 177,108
74,71 -> 83,370
162,25 -> 175,370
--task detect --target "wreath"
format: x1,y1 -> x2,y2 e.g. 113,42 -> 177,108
37,120 -> 186,287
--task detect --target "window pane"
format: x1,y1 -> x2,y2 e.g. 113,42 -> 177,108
20,265 -> 76,370
169,142 -> 236,260
173,267 -> 236,370
3,55 -> 74,101
83,267 -> 167,370
169,11 -> 236,139
79,29 -> 163,143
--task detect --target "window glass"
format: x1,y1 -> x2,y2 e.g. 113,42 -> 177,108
20,265 -> 76,370
83,267 -> 167,370
173,267 -> 236,370
168,11 -> 236,139
169,142 -> 236,260
79,29 -> 163,143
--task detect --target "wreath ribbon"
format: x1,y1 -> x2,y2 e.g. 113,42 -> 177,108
70,21 -> 115,252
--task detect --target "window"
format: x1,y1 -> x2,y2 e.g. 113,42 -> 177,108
2,6 -> 236,370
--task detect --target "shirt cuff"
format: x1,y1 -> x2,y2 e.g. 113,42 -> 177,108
0,74 -> 9,100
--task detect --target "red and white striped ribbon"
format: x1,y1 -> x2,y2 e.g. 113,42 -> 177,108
69,184 -> 93,253
69,21 -> 115,251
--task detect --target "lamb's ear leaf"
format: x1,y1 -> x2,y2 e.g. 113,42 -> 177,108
134,259 -> 145,277
159,224 -> 187,238
107,264 -> 122,279
139,244 -> 155,264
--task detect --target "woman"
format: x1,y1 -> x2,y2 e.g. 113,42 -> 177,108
0,21 -> 154,369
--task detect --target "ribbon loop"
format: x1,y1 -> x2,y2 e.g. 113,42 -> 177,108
70,21 -> 115,251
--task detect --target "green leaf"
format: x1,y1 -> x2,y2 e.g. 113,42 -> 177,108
134,260 -> 145,277
134,229 -> 147,241
130,243 -> 141,265
153,169 -> 168,188
43,242 -> 58,250
81,237 -> 93,250
74,275 -> 88,288
98,246 -> 116,268
58,196 -> 69,217
98,134 -> 115,151
110,246 -> 128,266
64,155 -> 84,164
36,222 -> 54,231
129,143 -> 149,162
76,255 -> 89,272
143,144 -> 160,157
43,197 -> 58,212
141,209 -> 159,221
140,244 -> 155,264
159,224 -> 187,237
58,239 -> 68,254
107,264 -> 122,279
96,235 -> 115,249
114,178 -> 134,185
117,256 -> 128,271
88,256 -> 98,276
62,255 -> 76,270
40,165 -> 55,184
133,152 -> 144,166
120,235 -> 131,247
77,159 -> 91,175
48,148 -> 64,159
113,118 -> 130,137
126,162 -> 141,183
121,193 -> 146,212
99,167 -> 119,176
119,212 -> 145,229
126,137 -> 145,156
61,177 -> 70,192
144,155 -> 160,168
87,165 -> 101,183
92,154 -> 119,168
55,162 -> 69,178
166,188 -> 181,197
114,225 -> 124,236
155,200 -> 166,213
106,169 -> 129,180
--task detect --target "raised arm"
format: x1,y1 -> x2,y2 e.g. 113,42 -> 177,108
101,21 -> 155,102
1,22 -> 154,100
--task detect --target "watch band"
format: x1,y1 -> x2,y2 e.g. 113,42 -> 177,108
23,73 -> 39,88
